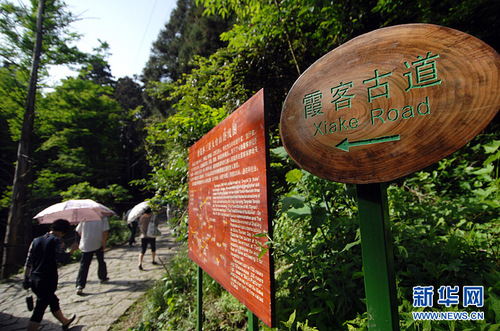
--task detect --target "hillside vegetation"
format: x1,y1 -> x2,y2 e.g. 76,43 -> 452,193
1,0 -> 498,329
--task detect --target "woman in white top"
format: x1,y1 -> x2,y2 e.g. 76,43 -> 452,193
138,207 -> 158,270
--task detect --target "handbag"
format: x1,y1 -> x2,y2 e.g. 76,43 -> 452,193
26,290 -> 33,311
147,221 -> 161,237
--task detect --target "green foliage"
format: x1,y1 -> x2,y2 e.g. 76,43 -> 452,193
0,0 -> 87,208
140,50 -> 252,238
143,0 -> 230,85
60,181 -> 132,206
270,154 -> 365,330
137,103 -> 226,239
133,130 -> 499,330
273,310 -> 319,331
107,216 -> 129,247
270,134 -> 499,330
0,65 -> 29,141
2,0 -> 496,328
131,0 -> 500,329
32,76 -> 127,199
372,0 -> 500,50
467,139 -> 500,209
0,0 -> 86,76
131,245 -> 248,330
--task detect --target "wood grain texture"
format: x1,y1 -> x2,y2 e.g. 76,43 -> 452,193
280,24 -> 500,184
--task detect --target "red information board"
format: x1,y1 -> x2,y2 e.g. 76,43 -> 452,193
188,89 -> 275,327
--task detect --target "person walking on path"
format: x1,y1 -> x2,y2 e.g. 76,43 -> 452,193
23,219 -> 78,331
0,221 -> 180,330
138,207 -> 159,270
75,216 -> 110,295
125,209 -> 138,246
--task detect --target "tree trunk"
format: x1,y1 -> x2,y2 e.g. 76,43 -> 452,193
1,0 -> 46,280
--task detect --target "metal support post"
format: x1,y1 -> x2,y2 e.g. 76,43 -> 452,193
248,310 -> 259,331
356,183 -> 399,330
197,266 -> 203,331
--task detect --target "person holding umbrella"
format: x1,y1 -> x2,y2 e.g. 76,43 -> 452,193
32,199 -> 115,295
138,207 -> 159,270
126,201 -> 149,247
124,208 -> 138,246
23,219 -> 78,331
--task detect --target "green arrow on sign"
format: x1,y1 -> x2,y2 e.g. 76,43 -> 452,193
335,135 -> 400,152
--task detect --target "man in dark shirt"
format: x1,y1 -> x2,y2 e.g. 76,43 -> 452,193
24,219 -> 77,331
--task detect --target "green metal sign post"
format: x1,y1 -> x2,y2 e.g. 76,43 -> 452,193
197,266 -> 203,331
248,310 -> 259,331
356,183 -> 399,330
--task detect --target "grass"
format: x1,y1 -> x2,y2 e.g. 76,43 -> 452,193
109,294 -> 149,331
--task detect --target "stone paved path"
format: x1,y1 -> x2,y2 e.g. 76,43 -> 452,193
0,223 -> 181,331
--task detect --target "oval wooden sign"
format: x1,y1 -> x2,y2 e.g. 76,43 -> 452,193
280,24 -> 500,184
